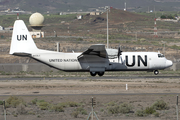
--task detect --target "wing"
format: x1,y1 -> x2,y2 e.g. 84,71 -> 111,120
77,44 -> 107,59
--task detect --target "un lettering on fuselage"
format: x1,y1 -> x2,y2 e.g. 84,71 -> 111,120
17,35 -> 27,41
125,55 -> 147,67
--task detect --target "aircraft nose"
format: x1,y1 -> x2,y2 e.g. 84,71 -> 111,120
166,60 -> 173,68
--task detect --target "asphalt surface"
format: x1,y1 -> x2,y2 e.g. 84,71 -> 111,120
0,75 -> 179,96
0,93 -> 180,97
0,75 -> 179,81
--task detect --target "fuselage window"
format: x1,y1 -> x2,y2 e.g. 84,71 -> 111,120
158,54 -> 164,58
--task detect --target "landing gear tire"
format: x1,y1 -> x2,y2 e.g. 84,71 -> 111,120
98,72 -> 104,76
90,72 -> 97,76
154,70 -> 159,75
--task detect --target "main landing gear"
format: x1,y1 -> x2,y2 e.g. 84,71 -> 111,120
154,70 -> 159,75
90,72 -> 104,77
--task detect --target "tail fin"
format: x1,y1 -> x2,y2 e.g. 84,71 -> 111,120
9,20 -> 38,56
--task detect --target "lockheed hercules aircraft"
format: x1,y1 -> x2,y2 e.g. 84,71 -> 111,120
9,20 -> 173,76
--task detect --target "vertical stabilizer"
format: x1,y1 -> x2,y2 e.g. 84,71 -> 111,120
9,20 -> 38,56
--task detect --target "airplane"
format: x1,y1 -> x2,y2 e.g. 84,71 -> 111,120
9,20 -> 173,76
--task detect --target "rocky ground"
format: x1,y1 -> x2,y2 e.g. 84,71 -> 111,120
0,75 -> 179,120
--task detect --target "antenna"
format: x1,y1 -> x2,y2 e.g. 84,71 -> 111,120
17,13 -> 19,20
154,18 -> 158,38
124,1 -> 127,11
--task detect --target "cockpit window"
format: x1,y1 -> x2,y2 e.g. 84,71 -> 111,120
158,54 -> 164,58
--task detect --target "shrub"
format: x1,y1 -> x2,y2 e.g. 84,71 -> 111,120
28,111 -> 35,115
76,107 -> 87,115
6,96 -> 25,108
107,103 -> 133,114
31,98 -> 38,105
145,106 -> 156,114
58,102 -> 68,108
153,100 -> 169,110
17,103 -> 27,114
0,100 -> 3,105
58,101 -> 80,108
136,109 -> 146,117
13,113 -> 18,117
153,111 -> 160,117
108,105 -> 120,114
68,101 -> 80,107
50,105 -> 64,112
77,38 -> 83,41
71,110 -> 79,118
71,107 -> 87,118
37,101 -> 49,110
106,101 -> 116,106
119,103 -> 133,114
161,15 -> 166,19
36,100 -> 49,110
136,105 -> 160,117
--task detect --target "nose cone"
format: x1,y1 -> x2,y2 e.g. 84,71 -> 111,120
166,60 -> 173,68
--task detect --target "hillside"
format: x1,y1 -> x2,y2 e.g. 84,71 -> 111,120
1,0 -> 180,13
41,8 -> 152,36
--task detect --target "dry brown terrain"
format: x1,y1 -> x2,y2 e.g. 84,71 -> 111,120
0,75 -> 179,120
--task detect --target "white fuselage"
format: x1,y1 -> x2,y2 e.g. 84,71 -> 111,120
31,50 -> 172,72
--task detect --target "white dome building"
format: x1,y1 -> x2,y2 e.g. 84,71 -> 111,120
29,12 -> 44,26
29,12 -> 44,30
29,12 -> 45,38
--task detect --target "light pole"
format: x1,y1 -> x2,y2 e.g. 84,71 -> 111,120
106,6 -> 110,48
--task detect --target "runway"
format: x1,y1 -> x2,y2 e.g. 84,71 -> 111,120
0,75 -> 180,81
0,75 -> 179,96
0,93 -> 180,97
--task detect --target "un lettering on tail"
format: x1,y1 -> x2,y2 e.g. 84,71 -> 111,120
17,35 -> 27,41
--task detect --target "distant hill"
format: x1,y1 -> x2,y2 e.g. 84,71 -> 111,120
1,0 -> 180,13
87,8 -> 149,24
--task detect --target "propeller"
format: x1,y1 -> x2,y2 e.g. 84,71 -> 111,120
117,45 -> 122,62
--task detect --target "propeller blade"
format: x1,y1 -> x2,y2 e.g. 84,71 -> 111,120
117,46 -> 121,63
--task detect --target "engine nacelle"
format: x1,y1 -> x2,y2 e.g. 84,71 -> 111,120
106,48 -> 118,59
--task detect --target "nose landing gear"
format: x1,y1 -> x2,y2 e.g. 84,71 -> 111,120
154,70 -> 159,75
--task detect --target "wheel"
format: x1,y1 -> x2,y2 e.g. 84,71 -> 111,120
154,70 -> 159,75
90,72 -> 97,76
98,72 -> 104,76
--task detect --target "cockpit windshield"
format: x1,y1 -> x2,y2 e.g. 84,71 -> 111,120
158,54 -> 164,58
